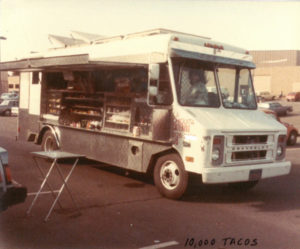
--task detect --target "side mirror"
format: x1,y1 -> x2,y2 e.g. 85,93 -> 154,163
149,64 -> 160,80
148,64 -> 160,97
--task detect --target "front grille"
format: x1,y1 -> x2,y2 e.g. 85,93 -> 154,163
233,135 -> 267,144
225,134 -> 274,165
231,150 -> 267,161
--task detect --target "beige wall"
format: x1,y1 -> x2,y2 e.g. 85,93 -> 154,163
251,50 -> 299,67
253,66 -> 300,96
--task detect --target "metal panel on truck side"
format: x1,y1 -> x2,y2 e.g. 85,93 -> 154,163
57,125 -> 172,172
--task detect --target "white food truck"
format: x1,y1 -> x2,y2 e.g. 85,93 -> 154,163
0,29 -> 291,199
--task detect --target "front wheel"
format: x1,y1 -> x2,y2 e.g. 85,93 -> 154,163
154,153 -> 188,200
41,130 -> 59,151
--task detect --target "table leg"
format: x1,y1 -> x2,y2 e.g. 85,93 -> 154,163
32,157 -> 63,209
27,158 -> 57,215
55,159 -> 80,211
44,158 -> 81,222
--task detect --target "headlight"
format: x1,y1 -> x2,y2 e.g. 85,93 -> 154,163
212,148 -> 220,161
276,135 -> 286,160
276,145 -> 283,156
212,136 -> 224,165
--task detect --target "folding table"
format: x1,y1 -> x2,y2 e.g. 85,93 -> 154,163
27,151 -> 85,222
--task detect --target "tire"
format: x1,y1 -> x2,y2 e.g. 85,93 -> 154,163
153,153 -> 188,200
4,110 -> 11,116
41,130 -> 59,151
287,131 -> 297,146
227,181 -> 258,192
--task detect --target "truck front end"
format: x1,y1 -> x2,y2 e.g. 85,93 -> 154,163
168,47 -> 291,191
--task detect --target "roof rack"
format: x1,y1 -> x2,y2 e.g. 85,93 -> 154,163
93,28 -> 210,44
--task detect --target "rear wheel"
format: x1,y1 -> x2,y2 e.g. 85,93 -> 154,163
227,181 -> 258,192
42,130 -> 59,151
287,131 -> 297,146
154,153 -> 188,199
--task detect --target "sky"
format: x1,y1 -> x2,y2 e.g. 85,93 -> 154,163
0,0 -> 300,61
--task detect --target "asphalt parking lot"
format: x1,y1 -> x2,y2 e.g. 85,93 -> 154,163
1,100 -> 300,249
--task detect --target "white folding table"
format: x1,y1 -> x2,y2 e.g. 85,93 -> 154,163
27,151 -> 85,222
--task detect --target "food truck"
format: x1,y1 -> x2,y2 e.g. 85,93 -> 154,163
0,29 -> 291,199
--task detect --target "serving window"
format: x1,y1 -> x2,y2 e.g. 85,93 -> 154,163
42,67 -> 154,137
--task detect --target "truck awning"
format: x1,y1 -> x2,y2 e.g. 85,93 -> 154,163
171,48 -> 256,69
0,54 -> 89,71
0,54 -> 147,71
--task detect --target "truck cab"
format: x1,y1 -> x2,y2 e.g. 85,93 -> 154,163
148,57 -> 290,198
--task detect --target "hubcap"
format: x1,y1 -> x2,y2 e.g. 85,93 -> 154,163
160,160 -> 180,190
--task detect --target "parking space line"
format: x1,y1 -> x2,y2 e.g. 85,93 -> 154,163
13,181 -> 60,197
27,190 -> 59,196
287,147 -> 299,151
139,241 -> 179,249
286,148 -> 300,153
12,179 -> 22,186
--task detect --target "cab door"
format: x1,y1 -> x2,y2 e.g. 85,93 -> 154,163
148,64 -> 173,141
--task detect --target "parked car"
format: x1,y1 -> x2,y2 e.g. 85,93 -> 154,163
258,91 -> 276,101
0,92 -> 19,101
0,147 -> 27,211
286,92 -> 300,102
258,102 -> 292,116
262,109 -> 298,145
0,99 -> 19,116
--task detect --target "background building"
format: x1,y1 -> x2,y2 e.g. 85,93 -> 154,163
0,71 -> 8,94
250,50 -> 300,96
7,72 -> 20,93
0,72 -> 19,94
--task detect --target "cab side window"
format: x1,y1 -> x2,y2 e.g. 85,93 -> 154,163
155,65 -> 173,105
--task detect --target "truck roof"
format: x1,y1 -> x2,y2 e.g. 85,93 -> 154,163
0,28 -> 255,71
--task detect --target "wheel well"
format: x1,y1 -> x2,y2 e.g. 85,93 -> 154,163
36,127 -> 51,145
146,148 -> 181,176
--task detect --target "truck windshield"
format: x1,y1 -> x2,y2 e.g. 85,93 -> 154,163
173,59 -> 256,109
175,61 -> 220,107
217,67 -> 256,109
